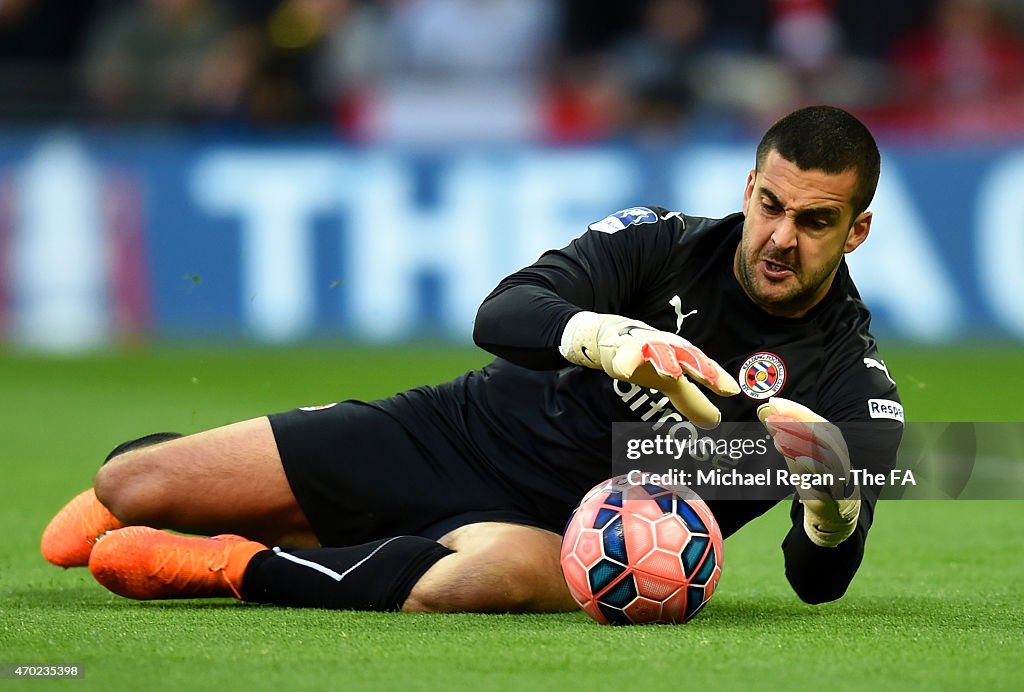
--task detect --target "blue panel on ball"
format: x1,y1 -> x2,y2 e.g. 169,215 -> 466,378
676,500 -> 708,533
683,585 -> 707,622
692,544 -> 717,586
654,494 -> 673,514
642,483 -> 667,497
588,559 -> 626,593
594,507 -> 618,529
681,535 -> 709,576
599,573 -> 638,609
605,491 -> 623,507
602,516 -> 628,563
598,603 -> 633,626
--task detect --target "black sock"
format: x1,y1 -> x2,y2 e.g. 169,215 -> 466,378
104,432 -> 183,464
240,536 -> 454,611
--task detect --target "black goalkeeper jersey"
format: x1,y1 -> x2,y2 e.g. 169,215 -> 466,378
372,206 -> 903,538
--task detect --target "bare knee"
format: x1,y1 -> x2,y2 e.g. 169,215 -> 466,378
94,449 -> 175,525
92,419 -> 311,540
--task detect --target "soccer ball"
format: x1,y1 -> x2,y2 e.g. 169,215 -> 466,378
560,476 -> 723,625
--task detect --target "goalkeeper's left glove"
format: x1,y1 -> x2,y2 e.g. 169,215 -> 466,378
757,397 -> 860,548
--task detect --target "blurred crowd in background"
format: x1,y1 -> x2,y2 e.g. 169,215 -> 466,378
3,0 -> 1024,143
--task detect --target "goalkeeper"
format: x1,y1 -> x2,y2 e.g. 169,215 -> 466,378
40,105 -> 902,613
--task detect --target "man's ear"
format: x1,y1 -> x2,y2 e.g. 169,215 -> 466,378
844,211 -> 872,253
742,169 -> 756,215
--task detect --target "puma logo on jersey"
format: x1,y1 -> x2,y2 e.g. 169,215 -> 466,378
863,357 -> 895,384
669,295 -> 697,334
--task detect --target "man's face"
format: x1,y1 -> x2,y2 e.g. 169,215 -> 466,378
735,150 -> 872,318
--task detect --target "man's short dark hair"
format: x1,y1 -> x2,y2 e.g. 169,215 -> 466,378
755,105 -> 881,219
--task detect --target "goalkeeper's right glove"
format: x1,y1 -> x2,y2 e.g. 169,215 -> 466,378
559,311 -> 740,429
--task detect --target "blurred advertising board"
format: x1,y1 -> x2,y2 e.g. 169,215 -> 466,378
0,132 -> 1018,348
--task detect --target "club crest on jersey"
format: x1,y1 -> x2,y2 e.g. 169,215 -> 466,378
738,352 -> 786,400
588,207 -> 658,234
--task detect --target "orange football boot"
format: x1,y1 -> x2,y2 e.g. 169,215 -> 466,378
89,527 -> 267,600
41,488 -> 125,567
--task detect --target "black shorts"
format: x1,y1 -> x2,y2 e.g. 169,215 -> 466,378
269,400 -> 562,547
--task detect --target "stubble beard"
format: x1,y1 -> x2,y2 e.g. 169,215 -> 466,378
736,239 -> 837,317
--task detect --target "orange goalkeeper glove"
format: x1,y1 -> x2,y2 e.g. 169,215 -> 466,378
757,397 -> 860,547
559,312 -> 740,429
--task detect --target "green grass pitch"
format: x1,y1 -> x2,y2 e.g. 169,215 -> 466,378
2,344 -> 1023,690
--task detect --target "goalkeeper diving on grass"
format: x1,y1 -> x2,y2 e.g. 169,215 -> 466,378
40,105 -> 903,614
